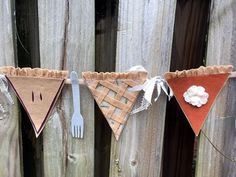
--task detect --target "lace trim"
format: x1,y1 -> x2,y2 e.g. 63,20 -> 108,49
83,71 -> 147,81
164,65 -> 233,80
0,66 -> 68,79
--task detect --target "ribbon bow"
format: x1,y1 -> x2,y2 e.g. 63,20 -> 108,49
0,74 -> 14,113
129,76 -> 173,114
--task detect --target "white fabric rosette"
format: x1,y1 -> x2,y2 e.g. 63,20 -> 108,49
183,85 -> 209,107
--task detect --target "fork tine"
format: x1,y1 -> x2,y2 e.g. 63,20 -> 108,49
78,126 -> 81,138
74,126 -> 76,138
80,125 -> 84,138
71,125 -> 75,137
75,126 -> 78,138
76,126 -> 78,138
77,126 -> 79,138
80,126 -> 82,138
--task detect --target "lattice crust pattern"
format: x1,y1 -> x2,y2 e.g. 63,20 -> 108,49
83,71 -> 147,140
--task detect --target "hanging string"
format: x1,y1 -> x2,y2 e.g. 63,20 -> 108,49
16,24 -> 30,55
201,130 -> 236,163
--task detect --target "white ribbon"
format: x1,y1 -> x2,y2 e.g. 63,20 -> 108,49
0,75 -> 14,112
129,76 -> 173,114
128,65 -> 147,72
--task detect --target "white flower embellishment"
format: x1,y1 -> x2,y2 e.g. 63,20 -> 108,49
183,85 -> 209,107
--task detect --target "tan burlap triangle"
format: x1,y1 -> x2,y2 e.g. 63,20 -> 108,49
164,65 -> 233,135
0,66 -> 68,137
83,71 -> 147,140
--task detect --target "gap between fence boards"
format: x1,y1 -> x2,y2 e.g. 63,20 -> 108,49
65,71 -> 236,85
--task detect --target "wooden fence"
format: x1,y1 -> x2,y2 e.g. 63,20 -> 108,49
0,0 -> 236,176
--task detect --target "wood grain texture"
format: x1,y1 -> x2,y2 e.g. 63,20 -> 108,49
63,1 -> 94,177
162,1 -> 210,177
109,0 -> 176,176
195,0 -> 236,177
95,0 -> 118,176
38,0 -> 94,177
0,0 -> 22,177
15,0 -> 42,176
38,1 -> 67,176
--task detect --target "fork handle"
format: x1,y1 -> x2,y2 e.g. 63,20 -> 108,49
70,71 -> 81,114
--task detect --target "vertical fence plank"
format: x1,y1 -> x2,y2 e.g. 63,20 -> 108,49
109,0 -> 176,177
0,0 -> 15,65
15,1 -> 42,176
0,0 -> 22,177
95,0 -> 118,176
162,1 -> 210,177
38,1 -> 68,177
196,0 -> 236,177
64,1 -> 94,177
38,0 -> 94,177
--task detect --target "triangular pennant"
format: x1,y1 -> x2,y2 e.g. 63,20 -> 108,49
0,67 -> 68,137
164,65 -> 233,135
83,71 -> 147,140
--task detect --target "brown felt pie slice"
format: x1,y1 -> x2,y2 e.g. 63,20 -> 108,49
83,71 -> 147,140
164,65 -> 233,135
0,66 -> 68,137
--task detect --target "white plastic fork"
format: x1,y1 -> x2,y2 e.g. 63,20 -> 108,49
70,71 -> 84,139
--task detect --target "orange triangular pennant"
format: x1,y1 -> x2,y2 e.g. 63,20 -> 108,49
164,65 -> 233,135
0,67 -> 68,137
83,71 -> 147,140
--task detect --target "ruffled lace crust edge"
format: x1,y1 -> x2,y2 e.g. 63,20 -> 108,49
83,71 -> 148,81
164,65 -> 233,80
0,66 -> 68,79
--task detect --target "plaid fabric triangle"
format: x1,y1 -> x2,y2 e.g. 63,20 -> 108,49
83,71 -> 147,140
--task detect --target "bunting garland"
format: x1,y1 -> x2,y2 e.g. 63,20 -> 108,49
0,65 -> 234,139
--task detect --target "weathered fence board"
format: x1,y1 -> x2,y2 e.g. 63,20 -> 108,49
196,0 -> 236,177
0,0 -> 22,177
38,1 -> 68,176
38,0 -> 94,177
63,1 -> 94,177
162,1 -> 210,177
0,0 -> 15,64
109,0 -> 176,176
95,0 -> 118,176
2,0 -> 236,176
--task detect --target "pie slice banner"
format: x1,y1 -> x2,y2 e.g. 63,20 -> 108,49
0,66 -> 68,137
0,65 -> 234,139
164,65 -> 233,136
83,71 -> 147,140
